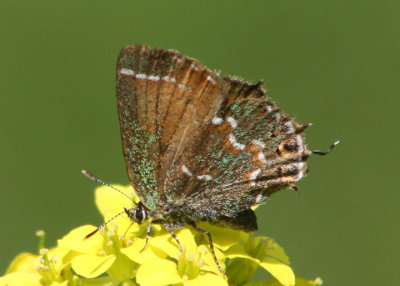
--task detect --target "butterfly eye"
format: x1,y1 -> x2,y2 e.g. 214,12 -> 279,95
133,206 -> 148,223
134,208 -> 143,222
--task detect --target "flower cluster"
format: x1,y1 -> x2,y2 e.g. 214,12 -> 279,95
1,185 -> 323,286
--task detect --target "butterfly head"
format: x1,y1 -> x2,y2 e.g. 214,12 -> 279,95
124,202 -> 149,224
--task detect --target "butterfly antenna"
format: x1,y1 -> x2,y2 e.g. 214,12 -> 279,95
85,210 -> 126,239
81,170 -> 133,201
312,140 -> 340,155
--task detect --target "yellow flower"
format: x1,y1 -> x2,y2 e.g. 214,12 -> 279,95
57,185 -> 142,283
134,228 -> 227,286
224,232 -> 295,285
1,184 -> 321,286
1,231 -> 71,286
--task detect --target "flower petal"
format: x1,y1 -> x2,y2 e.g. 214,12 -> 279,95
6,252 -> 38,274
260,257 -> 295,286
0,272 -> 42,286
196,245 -> 225,275
257,237 -> 290,265
45,247 -> 72,276
149,230 -> 182,259
95,185 -> 134,217
121,237 -> 167,264
224,243 -> 260,263
136,259 -> 183,286
58,225 -> 104,254
50,282 -> 68,286
176,228 -> 197,254
197,223 -> 244,251
184,272 -> 228,286
95,185 -> 137,234
71,254 -> 116,278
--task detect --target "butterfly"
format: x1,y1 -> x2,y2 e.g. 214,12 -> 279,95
84,44 -> 338,274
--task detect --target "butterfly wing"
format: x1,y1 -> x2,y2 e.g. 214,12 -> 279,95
116,45 -> 311,232
179,77 -> 312,230
116,44 -> 227,211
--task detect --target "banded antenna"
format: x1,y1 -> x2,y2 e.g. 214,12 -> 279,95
81,170 -> 134,239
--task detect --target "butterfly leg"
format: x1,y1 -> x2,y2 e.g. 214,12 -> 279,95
140,219 -> 163,252
164,223 -> 184,252
191,223 -> 225,276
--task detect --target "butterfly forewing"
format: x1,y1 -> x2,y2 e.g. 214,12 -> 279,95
116,45 -> 227,212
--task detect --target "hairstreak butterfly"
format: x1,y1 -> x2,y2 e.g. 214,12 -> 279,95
83,44 -> 338,274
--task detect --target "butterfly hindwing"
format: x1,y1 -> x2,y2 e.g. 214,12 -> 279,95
174,77 -> 310,222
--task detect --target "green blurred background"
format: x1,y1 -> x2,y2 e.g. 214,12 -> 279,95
1,1 -> 398,285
